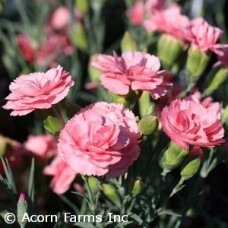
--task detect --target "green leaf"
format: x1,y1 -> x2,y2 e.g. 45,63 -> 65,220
1,158 -> 17,193
28,158 -> 35,202
130,213 -> 143,225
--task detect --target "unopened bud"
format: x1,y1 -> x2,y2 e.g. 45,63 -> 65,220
102,184 -> 120,206
73,24 -> 88,52
157,34 -> 184,69
17,193 -> 28,226
121,32 -> 137,52
139,92 -> 154,117
139,116 -> 158,135
88,55 -> 101,84
180,155 -> 201,180
0,136 -> 7,157
88,176 -> 99,195
110,90 -> 142,108
187,45 -> 210,84
204,67 -> 228,96
75,0 -> 89,15
162,141 -> 188,172
132,180 -> 144,196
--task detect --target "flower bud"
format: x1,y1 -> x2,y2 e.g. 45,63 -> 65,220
75,0 -> 89,15
88,55 -> 101,84
157,34 -> 184,69
73,24 -> 89,52
139,116 -> 158,135
139,91 -> 154,117
0,136 -> 7,157
204,67 -> 228,96
88,176 -> 99,195
121,32 -> 137,52
180,155 -> 201,180
102,183 -> 121,206
17,193 -> 28,226
131,180 -> 144,196
162,141 -> 188,172
222,105 -> 228,125
43,116 -> 62,135
187,45 -> 210,84
109,90 -> 142,108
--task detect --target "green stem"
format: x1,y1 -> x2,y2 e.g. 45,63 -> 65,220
52,104 -> 65,129
82,176 -> 96,214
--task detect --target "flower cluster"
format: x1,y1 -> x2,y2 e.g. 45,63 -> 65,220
1,1 -> 227,199
16,6 -> 81,67
130,1 -> 227,56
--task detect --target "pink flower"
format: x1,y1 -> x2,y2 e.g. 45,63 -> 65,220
58,102 -> 141,179
127,0 -> 164,26
16,32 -> 73,66
92,51 -> 172,99
127,1 -> 144,25
24,134 -> 57,158
36,32 -> 73,66
16,34 -> 34,63
44,155 -> 77,194
144,4 -> 190,40
3,65 -> 74,116
160,98 -> 224,151
186,91 -> 222,120
145,0 -> 164,13
49,6 -> 82,32
186,18 -> 225,54
215,47 -> 228,67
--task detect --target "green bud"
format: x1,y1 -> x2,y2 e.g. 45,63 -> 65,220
88,176 -> 99,195
139,116 -> 158,135
132,180 -> 144,196
72,24 -> 89,52
222,105 -> 228,125
187,45 -> 210,84
180,155 -> 201,180
204,67 -> 228,96
90,0 -> 104,13
157,34 -> 184,69
43,116 -> 61,135
0,136 -> 7,157
88,55 -> 101,84
75,0 -> 89,15
121,32 -> 137,52
162,141 -> 188,172
138,92 -> 154,117
109,90 -> 142,108
17,193 -> 27,226
102,184 -> 121,206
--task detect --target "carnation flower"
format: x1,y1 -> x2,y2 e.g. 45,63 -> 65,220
92,51 -> 172,99
24,134 -> 57,159
127,1 -> 144,26
44,155 -> 77,194
127,0 -> 164,26
143,4 -> 190,40
160,98 -> 224,151
185,18 -> 225,54
3,65 -> 74,116
48,6 -> 82,32
16,32 -> 73,66
58,102 -> 141,178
